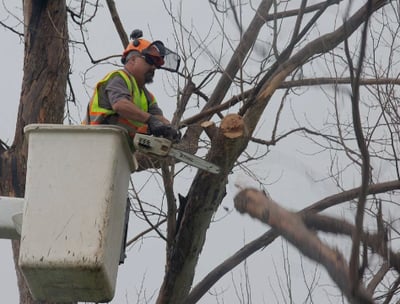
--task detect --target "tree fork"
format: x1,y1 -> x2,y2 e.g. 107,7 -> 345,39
157,114 -> 247,304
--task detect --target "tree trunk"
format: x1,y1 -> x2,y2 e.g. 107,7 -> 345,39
156,114 -> 248,304
156,1 -> 390,302
0,1 -> 69,303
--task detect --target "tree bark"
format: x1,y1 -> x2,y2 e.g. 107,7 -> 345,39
156,114 -> 247,303
155,1 -> 390,303
0,1 -> 69,303
243,0 -> 389,135
184,179 -> 400,303
234,188 -> 374,304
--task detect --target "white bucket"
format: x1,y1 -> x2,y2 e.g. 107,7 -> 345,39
19,124 -> 135,303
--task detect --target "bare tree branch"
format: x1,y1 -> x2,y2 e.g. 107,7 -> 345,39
345,0 -> 373,289
234,188 -> 374,304
105,0 -> 129,48
185,180 -> 400,303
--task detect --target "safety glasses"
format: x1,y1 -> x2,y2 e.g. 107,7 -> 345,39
142,54 -> 165,68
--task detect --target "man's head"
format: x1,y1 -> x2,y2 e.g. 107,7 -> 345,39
122,30 -> 181,78
122,32 -> 166,65
121,32 -> 167,85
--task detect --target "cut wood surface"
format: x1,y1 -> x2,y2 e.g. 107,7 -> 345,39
220,114 -> 245,138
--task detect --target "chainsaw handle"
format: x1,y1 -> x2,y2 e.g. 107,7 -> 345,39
133,134 -> 172,157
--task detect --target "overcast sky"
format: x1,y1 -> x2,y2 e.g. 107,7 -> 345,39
2,1 -> 396,303
0,1 -> 345,303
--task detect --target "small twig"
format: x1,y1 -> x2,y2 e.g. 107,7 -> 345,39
345,0 -> 373,289
126,219 -> 167,247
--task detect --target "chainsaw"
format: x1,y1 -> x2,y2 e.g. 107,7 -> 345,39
133,133 -> 220,174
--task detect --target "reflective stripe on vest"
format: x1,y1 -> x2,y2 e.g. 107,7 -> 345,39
85,70 -> 156,136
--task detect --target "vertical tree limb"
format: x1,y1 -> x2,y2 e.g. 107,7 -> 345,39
161,162 -> 177,253
345,0 -> 373,290
105,0 -> 129,48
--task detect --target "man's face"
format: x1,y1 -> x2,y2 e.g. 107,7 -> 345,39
127,55 -> 156,84
141,53 -> 165,84
143,64 -> 155,84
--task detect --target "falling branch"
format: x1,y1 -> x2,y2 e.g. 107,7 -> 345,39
184,180 -> 400,304
234,188 -> 374,304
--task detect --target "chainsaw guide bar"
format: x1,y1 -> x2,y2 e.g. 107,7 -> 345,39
133,133 -> 220,174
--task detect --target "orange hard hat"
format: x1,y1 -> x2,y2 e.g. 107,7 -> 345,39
122,38 -> 152,57
121,30 -> 165,67
121,29 -> 181,72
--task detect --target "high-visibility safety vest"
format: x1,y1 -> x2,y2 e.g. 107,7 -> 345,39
84,69 -> 156,137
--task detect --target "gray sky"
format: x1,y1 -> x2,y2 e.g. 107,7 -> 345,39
0,1 -> 347,303
1,1 -> 398,303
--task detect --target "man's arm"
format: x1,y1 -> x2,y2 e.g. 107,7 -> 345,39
113,100 -> 179,140
106,75 -> 179,140
149,103 -> 170,124
111,99 -> 151,123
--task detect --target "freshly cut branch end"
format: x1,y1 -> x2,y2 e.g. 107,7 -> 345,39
234,188 -> 270,221
201,120 -> 217,139
220,114 -> 245,139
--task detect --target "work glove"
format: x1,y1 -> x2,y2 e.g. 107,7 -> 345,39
147,115 -> 181,143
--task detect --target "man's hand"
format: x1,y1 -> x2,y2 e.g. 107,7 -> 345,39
147,115 -> 181,142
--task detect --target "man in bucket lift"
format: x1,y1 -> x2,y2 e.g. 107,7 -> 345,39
83,29 -> 180,141
83,30 -> 181,263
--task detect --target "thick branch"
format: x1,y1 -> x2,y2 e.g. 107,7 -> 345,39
105,0 -> 128,48
179,76 -> 400,128
202,0 -> 273,112
185,180 -> 400,303
244,0 -> 389,135
156,116 -> 248,304
301,214 -> 400,274
234,188 -> 374,304
279,77 -> 400,88
161,162 -> 177,252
